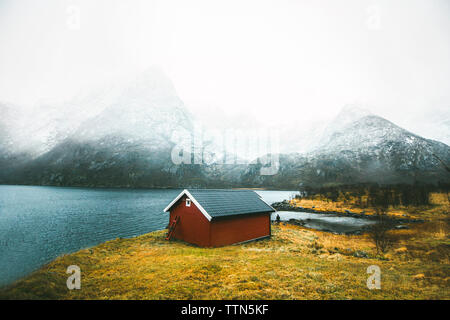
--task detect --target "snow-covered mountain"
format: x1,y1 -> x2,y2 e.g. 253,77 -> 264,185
0,86 -> 118,159
315,105 -> 373,150
72,68 -> 193,146
10,68 -> 212,187
0,103 -> 33,181
0,103 -> 21,156
1,71 -> 449,188
2,68 -> 248,187
242,106 -> 450,188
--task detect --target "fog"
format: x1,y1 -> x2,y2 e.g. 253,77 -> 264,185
0,0 -> 449,148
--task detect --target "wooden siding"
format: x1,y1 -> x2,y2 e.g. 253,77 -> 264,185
169,195 -> 211,247
168,195 -> 272,247
209,213 -> 271,247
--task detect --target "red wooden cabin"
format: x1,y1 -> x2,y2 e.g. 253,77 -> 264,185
163,189 -> 275,247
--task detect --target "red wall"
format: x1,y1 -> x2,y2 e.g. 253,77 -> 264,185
210,213 -> 271,247
169,195 -> 211,247
169,195 -> 271,247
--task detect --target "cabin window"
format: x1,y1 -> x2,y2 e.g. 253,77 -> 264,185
186,198 -> 191,207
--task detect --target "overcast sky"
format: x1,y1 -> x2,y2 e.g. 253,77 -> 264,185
0,0 -> 449,144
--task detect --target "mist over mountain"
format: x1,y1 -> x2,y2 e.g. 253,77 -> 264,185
243,106 -> 450,188
405,106 -> 450,147
0,103 -> 34,181
1,68 -> 248,187
6,69 -> 195,187
0,69 -> 449,189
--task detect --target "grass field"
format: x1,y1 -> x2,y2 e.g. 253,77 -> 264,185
1,195 -> 448,300
290,192 -> 450,219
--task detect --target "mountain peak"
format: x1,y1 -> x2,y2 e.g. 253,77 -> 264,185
119,67 -> 179,104
316,104 -> 373,148
334,104 -> 373,126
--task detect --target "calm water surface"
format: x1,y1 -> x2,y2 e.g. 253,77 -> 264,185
272,211 -> 377,234
0,186 -> 298,286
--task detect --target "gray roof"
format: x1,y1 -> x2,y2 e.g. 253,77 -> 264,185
187,189 -> 275,219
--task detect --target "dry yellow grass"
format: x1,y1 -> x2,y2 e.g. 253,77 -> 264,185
429,193 -> 450,206
290,192 -> 450,220
1,193 -> 448,300
1,220 -> 448,300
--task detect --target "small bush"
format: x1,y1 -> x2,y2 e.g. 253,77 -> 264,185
368,211 -> 396,254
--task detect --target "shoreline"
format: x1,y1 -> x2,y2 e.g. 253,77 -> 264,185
271,201 -> 426,224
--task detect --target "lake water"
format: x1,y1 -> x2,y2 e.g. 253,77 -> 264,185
0,185 -> 298,287
272,211 -> 377,234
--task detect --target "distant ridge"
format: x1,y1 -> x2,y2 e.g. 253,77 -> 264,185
0,71 -> 449,189
242,106 -> 450,188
